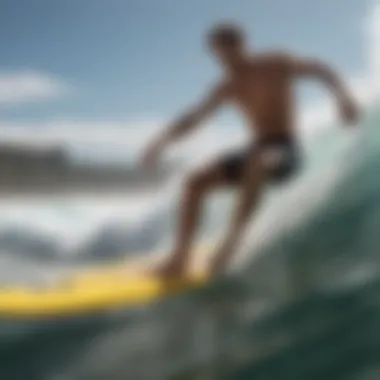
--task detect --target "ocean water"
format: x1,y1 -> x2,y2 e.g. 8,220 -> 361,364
0,108 -> 380,379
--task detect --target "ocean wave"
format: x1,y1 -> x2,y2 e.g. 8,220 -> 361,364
66,110 -> 380,380
1,109 -> 380,380
0,109 -> 375,287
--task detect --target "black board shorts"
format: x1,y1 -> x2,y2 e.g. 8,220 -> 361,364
220,135 -> 301,184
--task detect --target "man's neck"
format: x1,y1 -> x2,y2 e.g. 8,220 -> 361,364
225,54 -> 251,74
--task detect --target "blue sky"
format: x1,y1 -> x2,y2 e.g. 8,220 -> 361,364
0,0 -> 370,122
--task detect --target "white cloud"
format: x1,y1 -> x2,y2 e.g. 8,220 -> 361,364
0,119 -> 159,148
0,70 -> 69,106
0,119 -> 245,164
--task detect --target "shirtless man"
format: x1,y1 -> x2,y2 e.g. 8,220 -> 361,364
142,23 -> 359,277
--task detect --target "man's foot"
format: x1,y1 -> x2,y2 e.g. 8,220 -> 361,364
153,255 -> 187,278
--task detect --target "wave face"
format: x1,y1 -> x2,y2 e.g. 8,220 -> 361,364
1,108 -> 380,379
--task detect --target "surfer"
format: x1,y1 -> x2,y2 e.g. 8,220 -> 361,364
142,23 -> 359,277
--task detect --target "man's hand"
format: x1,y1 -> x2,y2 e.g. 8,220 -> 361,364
339,95 -> 360,125
141,84 -> 226,169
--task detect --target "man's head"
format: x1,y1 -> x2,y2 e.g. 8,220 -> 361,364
207,23 -> 247,66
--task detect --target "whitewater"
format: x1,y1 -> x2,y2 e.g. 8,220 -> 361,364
0,105 -> 380,380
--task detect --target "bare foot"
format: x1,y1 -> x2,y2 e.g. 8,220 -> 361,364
153,256 -> 187,278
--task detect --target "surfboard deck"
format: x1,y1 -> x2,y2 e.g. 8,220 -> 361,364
0,243 -> 215,318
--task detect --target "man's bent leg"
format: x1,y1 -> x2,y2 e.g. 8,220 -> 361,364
156,160 -> 229,277
210,153 -> 266,274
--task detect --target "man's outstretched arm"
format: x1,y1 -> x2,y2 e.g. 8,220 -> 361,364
290,56 -> 360,124
142,84 -> 228,167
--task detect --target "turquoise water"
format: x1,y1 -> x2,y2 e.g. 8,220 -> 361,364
1,109 -> 380,379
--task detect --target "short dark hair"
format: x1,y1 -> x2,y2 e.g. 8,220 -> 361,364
208,23 -> 245,46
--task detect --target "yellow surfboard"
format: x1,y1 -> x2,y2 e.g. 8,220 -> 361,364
0,244 -> 213,318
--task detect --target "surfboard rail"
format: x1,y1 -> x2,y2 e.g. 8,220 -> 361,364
0,245 -> 213,318
0,272 -> 208,318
